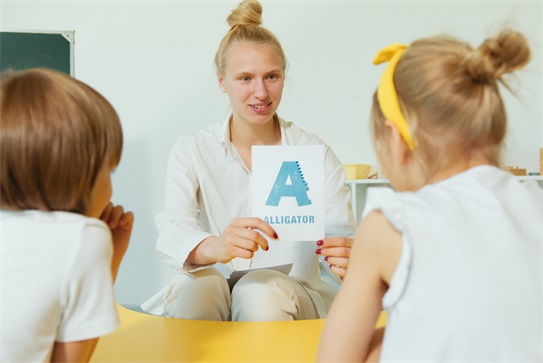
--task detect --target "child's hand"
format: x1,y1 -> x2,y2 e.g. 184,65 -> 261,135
99,202 -> 134,282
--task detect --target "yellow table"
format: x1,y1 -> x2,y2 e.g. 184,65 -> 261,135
91,304 -> 387,362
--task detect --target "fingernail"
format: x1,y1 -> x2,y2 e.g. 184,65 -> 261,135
315,248 -> 321,255
324,256 -> 329,261
316,240 -> 323,246
265,245 -> 269,251
273,232 -> 278,239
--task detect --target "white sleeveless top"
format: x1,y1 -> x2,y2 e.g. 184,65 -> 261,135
362,166 -> 542,361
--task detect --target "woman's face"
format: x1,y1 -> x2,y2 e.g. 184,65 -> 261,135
218,41 -> 284,127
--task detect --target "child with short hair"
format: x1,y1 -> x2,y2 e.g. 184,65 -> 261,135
0,68 -> 133,362
318,29 -> 541,361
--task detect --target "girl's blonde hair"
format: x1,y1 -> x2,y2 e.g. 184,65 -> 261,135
0,68 -> 123,214
214,0 -> 287,75
371,29 -> 531,176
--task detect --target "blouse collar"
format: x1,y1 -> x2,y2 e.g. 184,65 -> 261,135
219,114 -> 290,156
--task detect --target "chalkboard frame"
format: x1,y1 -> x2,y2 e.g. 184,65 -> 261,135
0,29 -> 74,76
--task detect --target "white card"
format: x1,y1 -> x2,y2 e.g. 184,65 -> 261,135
252,145 -> 324,242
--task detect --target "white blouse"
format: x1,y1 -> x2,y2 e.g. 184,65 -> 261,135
147,116 -> 355,317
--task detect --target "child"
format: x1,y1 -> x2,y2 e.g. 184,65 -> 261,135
317,29 -> 541,361
0,68 -> 134,362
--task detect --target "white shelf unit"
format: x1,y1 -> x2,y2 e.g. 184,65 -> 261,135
346,176 -> 543,223
345,179 -> 390,223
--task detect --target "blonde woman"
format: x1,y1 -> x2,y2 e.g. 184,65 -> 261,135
142,0 -> 355,321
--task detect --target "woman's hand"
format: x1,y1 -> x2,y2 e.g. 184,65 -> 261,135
99,202 -> 134,282
316,237 -> 353,278
188,217 -> 278,265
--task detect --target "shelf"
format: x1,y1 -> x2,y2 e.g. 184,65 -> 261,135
346,175 -> 542,184
345,180 -> 391,222
516,175 -> 543,181
345,178 -> 389,185
346,175 -> 542,223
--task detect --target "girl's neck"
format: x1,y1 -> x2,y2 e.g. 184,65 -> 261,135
426,157 -> 491,184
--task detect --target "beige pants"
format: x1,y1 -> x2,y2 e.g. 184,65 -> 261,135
163,267 -> 319,321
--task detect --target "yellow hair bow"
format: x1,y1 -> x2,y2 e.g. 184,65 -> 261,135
373,44 -> 415,150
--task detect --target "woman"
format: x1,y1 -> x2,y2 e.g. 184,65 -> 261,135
142,0 -> 355,321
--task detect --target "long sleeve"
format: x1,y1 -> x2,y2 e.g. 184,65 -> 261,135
155,135 -> 214,274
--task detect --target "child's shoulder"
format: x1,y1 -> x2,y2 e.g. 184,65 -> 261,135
1,210 -> 109,233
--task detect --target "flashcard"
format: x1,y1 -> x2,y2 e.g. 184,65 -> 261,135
252,145 -> 324,242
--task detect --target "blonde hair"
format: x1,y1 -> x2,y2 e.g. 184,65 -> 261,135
0,68 -> 123,214
371,29 -> 531,176
214,0 -> 287,75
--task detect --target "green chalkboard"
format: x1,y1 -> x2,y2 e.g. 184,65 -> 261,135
0,31 -> 74,75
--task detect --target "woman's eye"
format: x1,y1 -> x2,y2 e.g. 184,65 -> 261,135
240,76 -> 250,82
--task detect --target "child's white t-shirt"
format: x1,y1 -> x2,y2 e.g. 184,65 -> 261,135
363,165 -> 542,361
1,210 -> 120,362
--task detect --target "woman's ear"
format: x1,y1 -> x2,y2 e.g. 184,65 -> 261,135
384,120 -> 411,166
217,72 -> 226,93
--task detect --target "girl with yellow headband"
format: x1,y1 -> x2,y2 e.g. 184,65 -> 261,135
318,28 -> 541,361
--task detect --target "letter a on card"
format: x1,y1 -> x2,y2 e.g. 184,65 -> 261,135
252,145 -> 325,242
265,161 -> 311,207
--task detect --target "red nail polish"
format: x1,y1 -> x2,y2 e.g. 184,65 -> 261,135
316,240 -> 323,246
273,232 -> 278,239
324,256 -> 329,261
265,245 -> 269,251
315,248 -> 321,255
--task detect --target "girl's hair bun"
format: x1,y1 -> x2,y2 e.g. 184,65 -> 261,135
227,0 -> 263,28
463,28 -> 531,83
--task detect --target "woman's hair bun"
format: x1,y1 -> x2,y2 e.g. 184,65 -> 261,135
463,28 -> 531,82
227,0 -> 263,28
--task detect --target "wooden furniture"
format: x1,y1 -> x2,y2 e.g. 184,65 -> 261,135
91,304 -> 387,362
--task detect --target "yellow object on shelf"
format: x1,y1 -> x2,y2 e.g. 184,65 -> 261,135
502,166 -> 527,176
344,164 -> 372,180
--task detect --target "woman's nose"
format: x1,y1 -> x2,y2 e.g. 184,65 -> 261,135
253,79 -> 268,99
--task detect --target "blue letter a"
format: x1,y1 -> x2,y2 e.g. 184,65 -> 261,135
265,161 -> 311,207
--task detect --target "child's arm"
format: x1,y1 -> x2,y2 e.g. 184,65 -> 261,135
50,339 -> 98,362
317,210 -> 402,362
50,204 -> 133,363
99,203 -> 134,282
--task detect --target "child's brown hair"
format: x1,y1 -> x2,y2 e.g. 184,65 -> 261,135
0,68 -> 123,214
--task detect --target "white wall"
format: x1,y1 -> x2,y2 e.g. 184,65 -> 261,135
2,0 -> 541,306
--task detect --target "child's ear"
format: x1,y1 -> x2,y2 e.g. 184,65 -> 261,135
217,72 -> 226,93
384,120 -> 411,166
